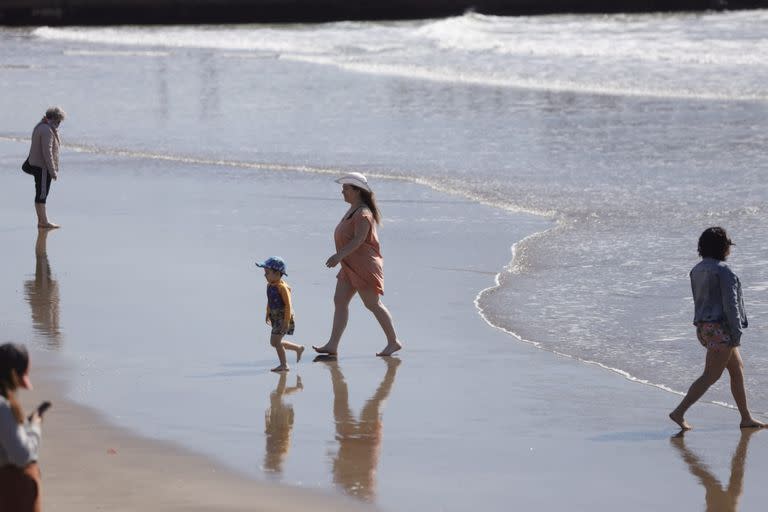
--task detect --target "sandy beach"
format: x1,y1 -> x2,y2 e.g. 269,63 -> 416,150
20,351 -> 372,512
3,137 -> 768,511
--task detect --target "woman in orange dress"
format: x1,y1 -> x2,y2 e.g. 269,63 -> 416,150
313,173 -> 403,357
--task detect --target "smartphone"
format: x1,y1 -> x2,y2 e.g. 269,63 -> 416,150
27,401 -> 52,422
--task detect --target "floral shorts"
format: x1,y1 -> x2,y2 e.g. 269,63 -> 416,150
268,309 -> 295,336
696,322 -> 732,351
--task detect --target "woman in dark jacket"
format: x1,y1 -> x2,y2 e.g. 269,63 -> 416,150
669,227 -> 765,430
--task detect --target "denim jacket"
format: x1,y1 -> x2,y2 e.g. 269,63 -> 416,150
690,258 -> 748,345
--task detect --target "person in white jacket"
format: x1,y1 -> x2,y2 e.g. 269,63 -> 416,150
26,107 -> 65,229
0,343 -> 44,511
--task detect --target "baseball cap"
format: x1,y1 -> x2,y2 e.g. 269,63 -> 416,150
334,172 -> 372,193
256,256 -> 288,276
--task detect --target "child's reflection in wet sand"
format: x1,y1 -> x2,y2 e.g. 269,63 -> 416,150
263,374 -> 303,476
670,428 -> 761,512
316,356 -> 401,502
24,229 -> 62,348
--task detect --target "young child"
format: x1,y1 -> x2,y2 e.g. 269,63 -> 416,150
256,257 -> 305,372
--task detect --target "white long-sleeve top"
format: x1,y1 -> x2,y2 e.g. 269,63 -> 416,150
0,395 -> 41,468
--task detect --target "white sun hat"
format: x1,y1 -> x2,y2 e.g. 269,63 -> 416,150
334,172 -> 372,193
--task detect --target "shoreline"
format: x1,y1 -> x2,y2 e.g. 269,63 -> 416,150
4,137 -> 768,510
4,130 -> 759,437
475,228 -> 766,420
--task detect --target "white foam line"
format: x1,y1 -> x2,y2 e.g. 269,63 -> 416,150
0,135 -> 549,219
472,231 -> 768,419
279,55 -> 768,103
63,49 -> 171,57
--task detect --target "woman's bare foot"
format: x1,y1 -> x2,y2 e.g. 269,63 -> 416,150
376,340 -> 403,357
740,419 -> 767,429
312,344 -> 337,356
669,411 -> 692,430
271,365 -> 289,373
296,346 -> 305,363
38,223 -> 60,229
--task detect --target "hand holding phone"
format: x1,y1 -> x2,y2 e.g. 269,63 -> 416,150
28,401 -> 51,422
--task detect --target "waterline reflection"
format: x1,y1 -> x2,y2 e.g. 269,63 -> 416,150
670,429 -> 762,512
318,357 -> 401,502
24,229 -> 62,349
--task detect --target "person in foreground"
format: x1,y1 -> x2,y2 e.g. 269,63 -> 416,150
257,257 -> 305,372
0,343 -> 46,512
313,173 -> 403,357
669,227 -> 766,430
25,107 -> 65,229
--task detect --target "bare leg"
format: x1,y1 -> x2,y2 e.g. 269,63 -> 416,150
726,348 -> 766,428
281,341 -> 305,363
35,203 -> 59,229
270,333 -> 289,372
358,287 -> 403,356
670,346 -> 733,430
313,278 -> 356,355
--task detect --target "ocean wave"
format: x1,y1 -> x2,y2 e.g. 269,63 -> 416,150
32,11 -> 768,101
416,11 -> 768,67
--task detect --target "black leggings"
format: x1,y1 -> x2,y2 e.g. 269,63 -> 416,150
32,167 -> 52,204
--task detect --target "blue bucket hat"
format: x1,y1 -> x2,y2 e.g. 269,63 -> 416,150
256,256 -> 287,276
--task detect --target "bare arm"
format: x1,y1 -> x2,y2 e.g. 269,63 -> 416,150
0,405 -> 41,467
277,282 -> 292,333
326,211 -> 371,268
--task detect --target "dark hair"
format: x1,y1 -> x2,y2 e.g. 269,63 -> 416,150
0,343 -> 29,424
355,187 -> 381,225
698,227 -> 733,261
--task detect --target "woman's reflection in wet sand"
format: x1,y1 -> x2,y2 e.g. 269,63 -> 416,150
670,429 -> 761,512
263,373 -> 302,477
24,229 -> 62,348
317,356 -> 401,502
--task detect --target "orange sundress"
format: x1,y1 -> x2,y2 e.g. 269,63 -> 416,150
334,208 -> 384,295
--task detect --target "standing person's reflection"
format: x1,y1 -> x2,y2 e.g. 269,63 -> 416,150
670,429 -> 760,512
263,374 -> 302,477
24,229 -> 61,348
319,357 -> 401,502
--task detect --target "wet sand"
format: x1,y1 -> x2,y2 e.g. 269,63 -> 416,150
21,351 -> 371,512
3,138 -> 768,511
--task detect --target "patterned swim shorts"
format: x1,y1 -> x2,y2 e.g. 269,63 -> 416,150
696,322 -> 732,351
268,309 -> 295,336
